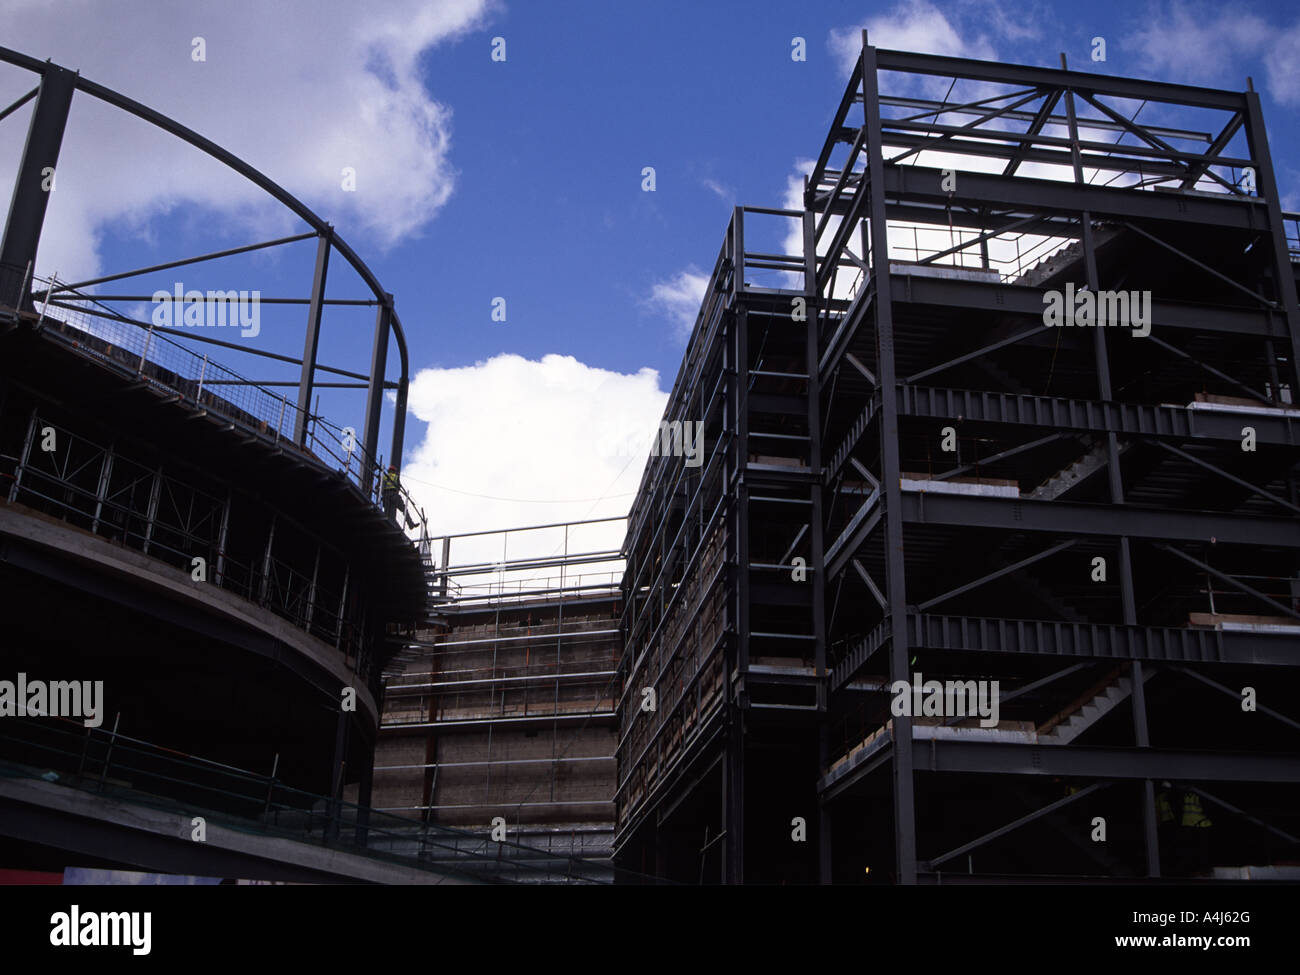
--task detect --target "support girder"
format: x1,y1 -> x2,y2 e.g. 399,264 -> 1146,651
898,385 -> 1300,447
900,492 -> 1300,548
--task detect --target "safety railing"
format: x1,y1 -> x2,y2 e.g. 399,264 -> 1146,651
0,714 -> 666,883
10,273 -> 428,545
2,414 -> 378,677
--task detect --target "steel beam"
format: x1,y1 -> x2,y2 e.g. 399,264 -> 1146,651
926,781 -> 1108,869
917,539 -> 1076,611
862,36 -> 918,885
0,63 -> 75,282
898,384 -> 1300,445
295,231 -> 331,445
1145,437 -> 1300,517
872,49 -> 1246,111
1243,86 -> 1300,392
878,166 -> 1266,228
1170,665 -> 1300,735
362,294 -> 392,491
900,492 -> 1300,548
1156,543 -> 1300,622
922,740 -> 1300,782
908,612 -> 1298,666
890,277 -> 1280,338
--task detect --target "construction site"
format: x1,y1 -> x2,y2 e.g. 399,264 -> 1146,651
610,36 -> 1300,883
2,35 -> 1300,884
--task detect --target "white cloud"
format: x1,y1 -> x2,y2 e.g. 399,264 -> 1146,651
702,178 -> 732,201
1130,2 -> 1300,105
0,0 -> 495,279
403,353 -> 668,556
830,0 -> 999,78
1261,22 -> 1300,105
647,268 -> 709,339
1130,3 -> 1269,85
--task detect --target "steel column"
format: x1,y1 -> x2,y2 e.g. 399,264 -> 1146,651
0,63 -> 75,281
361,293 -> 391,490
862,35 -> 917,885
1242,87 -> 1300,392
294,230 -> 332,445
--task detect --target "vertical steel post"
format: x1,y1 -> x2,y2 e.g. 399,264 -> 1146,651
1243,85 -> 1300,393
262,753 -> 279,821
295,230 -> 331,445
91,439 -> 114,534
1069,55 -> 1153,877
258,513 -> 277,605
805,209 -> 833,884
326,704 -> 348,843
305,541 -> 321,630
0,64 -> 75,281
355,741 -> 373,848
214,490 -> 230,587
335,564 -> 350,648
388,375 -> 408,482
362,294 -> 392,493
141,464 -> 162,555
725,207 -> 747,885
862,34 -> 917,885
8,406 -> 37,503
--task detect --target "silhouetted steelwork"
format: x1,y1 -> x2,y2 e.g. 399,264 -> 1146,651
616,36 -> 1300,884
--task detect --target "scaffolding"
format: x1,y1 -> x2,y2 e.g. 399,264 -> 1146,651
374,517 -> 625,862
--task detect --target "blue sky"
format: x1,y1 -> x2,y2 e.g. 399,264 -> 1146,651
2,0 -> 1299,545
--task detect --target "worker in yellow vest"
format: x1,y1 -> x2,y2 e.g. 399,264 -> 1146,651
1177,788 -> 1213,876
1156,784 -> 1176,826
381,464 -> 399,516
1181,791 -> 1212,829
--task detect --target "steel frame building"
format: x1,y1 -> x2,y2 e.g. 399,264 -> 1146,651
616,36 -> 1300,883
0,48 -> 433,872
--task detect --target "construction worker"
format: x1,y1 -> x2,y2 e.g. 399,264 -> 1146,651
1181,790 -> 1212,829
381,464 -> 399,516
1177,788 -> 1213,875
1156,783 -> 1176,827
1155,781 -> 1177,868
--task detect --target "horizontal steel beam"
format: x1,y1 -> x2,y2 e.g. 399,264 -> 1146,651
899,385 -> 1300,447
876,167 -> 1266,228
900,492 -> 1300,548
921,740 -> 1300,781
888,276 -> 1281,338
873,49 -> 1247,111
908,613 -> 1299,666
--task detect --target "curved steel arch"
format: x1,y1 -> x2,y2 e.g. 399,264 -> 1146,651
0,45 -> 411,476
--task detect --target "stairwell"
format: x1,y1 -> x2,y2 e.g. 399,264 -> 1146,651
1028,436 -> 1130,501
1038,667 -> 1156,745
1013,227 -> 1122,289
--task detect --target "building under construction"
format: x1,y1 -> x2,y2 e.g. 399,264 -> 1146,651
0,47 -> 621,884
373,519 -> 623,866
614,37 -> 1300,883
4,37 -> 1300,886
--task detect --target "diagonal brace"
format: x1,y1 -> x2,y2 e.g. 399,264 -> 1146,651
927,781 -> 1111,869
1145,438 -> 1300,517
918,539 -> 1076,611
1157,543 -> 1300,622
